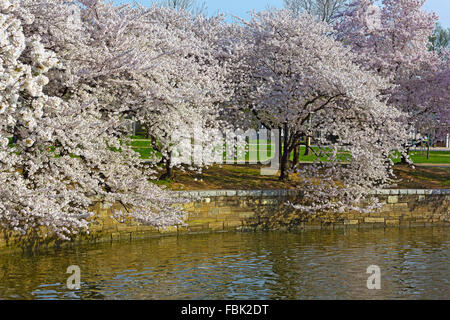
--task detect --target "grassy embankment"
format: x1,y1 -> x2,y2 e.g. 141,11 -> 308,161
129,137 -> 450,190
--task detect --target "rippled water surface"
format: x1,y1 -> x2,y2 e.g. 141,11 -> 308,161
0,227 -> 449,299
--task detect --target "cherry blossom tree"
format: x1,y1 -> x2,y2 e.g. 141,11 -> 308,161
20,0 -> 180,114
229,9 -> 410,212
0,0 -> 187,241
1,0 -> 433,238
131,9 -> 233,180
336,0 -> 447,158
21,1 -> 233,181
395,63 -> 450,143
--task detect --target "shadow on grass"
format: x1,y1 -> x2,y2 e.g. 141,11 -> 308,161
153,163 -> 450,191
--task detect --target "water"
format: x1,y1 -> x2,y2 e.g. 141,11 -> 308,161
0,227 -> 448,300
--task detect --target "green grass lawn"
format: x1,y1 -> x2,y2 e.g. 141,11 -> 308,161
9,135 -> 447,165
14,136 -> 450,164
405,151 -> 450,164
130,138 -> 450,164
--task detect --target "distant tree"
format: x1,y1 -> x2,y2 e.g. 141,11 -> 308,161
229,8 -> 410,217
336,0 -> 447,162
283,0 -> 349,22
429,23 -> 450,54
156,0 -> 207,16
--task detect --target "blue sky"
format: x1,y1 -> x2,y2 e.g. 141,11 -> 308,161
117,0 -> 449,27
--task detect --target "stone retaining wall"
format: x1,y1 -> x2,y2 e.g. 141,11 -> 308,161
178,189 -> 450,232
1,189 -> 449,249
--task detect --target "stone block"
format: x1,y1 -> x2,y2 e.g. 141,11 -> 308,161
197,191 -> 218,197
224,220 -> 242,229
364,217 -> 385,223
387,196 -> 398,204
218,207 -> 232,214
188,218 -> 217,226
412,210 -> 431,217
246,190 -> 262,197
212,190 -> 231,197
158,226 -> 178,234
380,204 -> 394,212
208,208 -> 220,215
225,214 -> 242,221
369,212 -> 382,217
215,201 -> 230,207
116,225 -> 137,233
176,226 -> 189,234
414,218 -> 430,224
388,211 -> 402,218
393,203 -> 409,211
225,199 -> 241,206
102,223 -> 118,231
209,222 -> 224,231
236,190 -> 251,196
194,202 -> 207,208
183,202 -> 195,210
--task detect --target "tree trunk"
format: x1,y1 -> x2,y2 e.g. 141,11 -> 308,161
304,113 -> 312,156
160,155 -> 174,180
304,136 -> 311,156
278,126 -> 283,167
12,125 -> 19,144
400,154 -> 408,164
279,154 -> 289,181
292,145 -> 299,169
279,124 -> 290,181
400,144 -> 410,164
